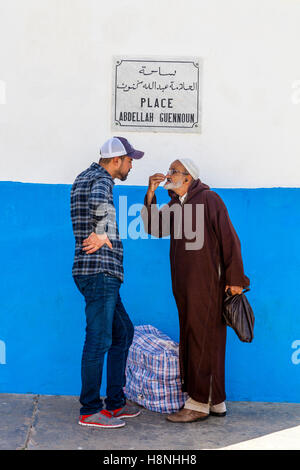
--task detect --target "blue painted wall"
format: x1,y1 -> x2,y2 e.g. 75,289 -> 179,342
0,182 -> 299,403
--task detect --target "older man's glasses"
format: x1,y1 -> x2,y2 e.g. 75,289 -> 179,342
167,168 -> 189,176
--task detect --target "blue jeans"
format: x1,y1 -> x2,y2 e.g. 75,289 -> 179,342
73,272 -> 134,416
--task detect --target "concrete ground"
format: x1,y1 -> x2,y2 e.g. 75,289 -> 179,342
1,393 -> 300,451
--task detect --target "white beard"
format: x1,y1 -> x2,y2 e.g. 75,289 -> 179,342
163,180 -> 183,190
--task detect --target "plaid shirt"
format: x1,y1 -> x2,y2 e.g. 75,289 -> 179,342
71,163 -> 124,282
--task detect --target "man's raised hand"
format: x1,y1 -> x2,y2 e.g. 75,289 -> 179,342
146,173 -> 166,205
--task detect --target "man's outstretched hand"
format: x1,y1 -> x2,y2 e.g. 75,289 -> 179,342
82,233 -> 113,254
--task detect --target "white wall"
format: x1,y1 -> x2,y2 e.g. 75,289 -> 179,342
0,0 -> 300,187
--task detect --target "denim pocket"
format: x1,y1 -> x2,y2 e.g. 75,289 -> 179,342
74,274 -> 99,296
103,272 -> 121,287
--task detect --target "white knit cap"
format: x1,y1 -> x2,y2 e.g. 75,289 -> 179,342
178,158 -> 199,180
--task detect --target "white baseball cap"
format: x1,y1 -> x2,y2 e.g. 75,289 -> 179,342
100,136 -> 144,159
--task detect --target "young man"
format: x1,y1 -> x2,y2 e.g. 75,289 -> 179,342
71,136 -> 144,428
142,158 -> 250,423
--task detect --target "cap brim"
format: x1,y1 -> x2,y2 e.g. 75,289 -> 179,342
127,150 -> 144,159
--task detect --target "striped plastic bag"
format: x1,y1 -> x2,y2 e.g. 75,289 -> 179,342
124,325 -> 188,413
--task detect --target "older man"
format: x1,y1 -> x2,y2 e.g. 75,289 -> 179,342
142,158 -> 250,422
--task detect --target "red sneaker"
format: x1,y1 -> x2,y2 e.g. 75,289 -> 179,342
108,403 -> 141,419
78,410 -> 126,428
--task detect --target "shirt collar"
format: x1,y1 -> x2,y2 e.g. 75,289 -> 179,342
179,193 -> 187,204
90,162 -> 115,184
